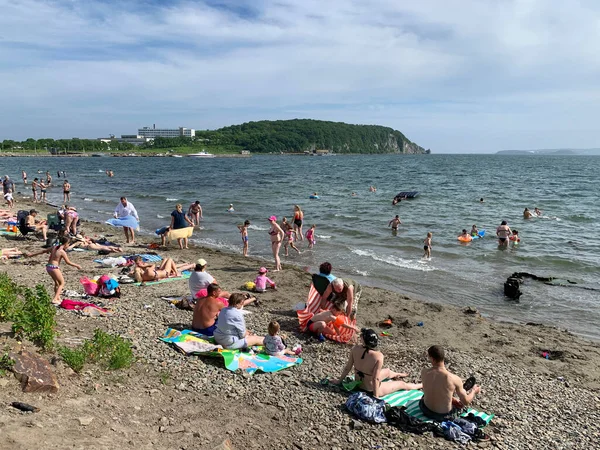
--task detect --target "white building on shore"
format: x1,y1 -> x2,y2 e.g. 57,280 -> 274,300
138,125 -> 195,138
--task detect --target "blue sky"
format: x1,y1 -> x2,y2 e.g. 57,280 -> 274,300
1,0 -> 599,153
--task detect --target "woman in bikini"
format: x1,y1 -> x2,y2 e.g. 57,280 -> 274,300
293,205 -> 304,242
331,328 -> 422,397
64,206 -> 79,235
131,257 -> 194,283
267,215 -> 284,271
27,236 -> 82,305
187,201 -> 203,226
67,233 -> 123,253
63,180 -> 71,202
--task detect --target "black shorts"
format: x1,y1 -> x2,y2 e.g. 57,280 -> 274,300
294,219 -> 302,227
423,246 -> 429,250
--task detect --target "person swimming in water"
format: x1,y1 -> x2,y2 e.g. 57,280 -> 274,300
523,208 -> 533,219
534,207 -> 543,217
227,203 -> 234,212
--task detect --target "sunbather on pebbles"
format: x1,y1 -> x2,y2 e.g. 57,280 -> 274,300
130,256 -> 193,283
331,328 -> 422,397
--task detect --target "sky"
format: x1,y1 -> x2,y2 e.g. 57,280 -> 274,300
1,0 -> 599,153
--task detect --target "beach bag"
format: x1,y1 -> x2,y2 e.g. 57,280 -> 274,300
345,392 -> 387,423
98,275 -> 120,298
80,277 -> 100,296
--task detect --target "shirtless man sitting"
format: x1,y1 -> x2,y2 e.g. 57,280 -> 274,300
331,328 -> 421,397
420,345 -> 481,421
192,283 -> 228,336
24,209 -> 48,240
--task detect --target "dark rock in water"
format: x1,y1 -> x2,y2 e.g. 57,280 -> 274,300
504,277 -> 522,300
10,350 -> 59,393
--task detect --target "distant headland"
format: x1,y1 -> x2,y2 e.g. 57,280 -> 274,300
0,119 -> 430,156
497,148 -> 600,156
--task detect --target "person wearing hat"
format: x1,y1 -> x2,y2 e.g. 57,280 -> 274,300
267,216 -> 284,271
254,267 -> 276,293
188,258 -> 217,297
331,328 -> 422,397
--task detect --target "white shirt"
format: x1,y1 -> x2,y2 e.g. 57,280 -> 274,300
114,201 -> 139,220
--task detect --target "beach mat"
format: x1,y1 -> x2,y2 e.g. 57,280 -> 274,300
340,379 -> 493,425
160,328 -> 302,374
135,270 -> 191,286
0,230 -> 17,236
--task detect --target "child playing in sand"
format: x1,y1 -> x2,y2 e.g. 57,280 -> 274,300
3,191 -> 13,209
237,220 -> 250,257
254,267 -> 276,293
307,303 -> 358,338
264,321 -> 300,356
423,232 -> 432,259
305,224 -> 316,249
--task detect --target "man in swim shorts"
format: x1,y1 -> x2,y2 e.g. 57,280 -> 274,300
420,345 -> 481,421
496,220 -> 512,247
388,215 -> 402,233
24,209 -> 48,240
192,283 -> 227,335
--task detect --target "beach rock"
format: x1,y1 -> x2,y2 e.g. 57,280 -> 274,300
10,350 -> 59,393
78,417 -> 94,426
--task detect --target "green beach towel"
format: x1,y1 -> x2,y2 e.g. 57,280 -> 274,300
134,270 -> 191,286
160,328 -> 303,375
340,378 -> 493,425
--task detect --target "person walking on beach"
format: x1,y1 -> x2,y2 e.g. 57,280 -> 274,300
22,171 -> 27,185
268,215 -> 284,271
293,205 -> 304,241
114,196 -> 139,244
31,178 -> 39,203
419,345 -> 481,421
187,200 -> 203,225
26,236 -> 82,305
170,203 -> 194,249
63,180 -> 71,202
2,176 -> 14,196
237,220 -> 250,256
496,221 -> 512,247
423,232 -> 432,259
388,215 -> 402,235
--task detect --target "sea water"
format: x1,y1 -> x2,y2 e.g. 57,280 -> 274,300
3,155 -> 599,339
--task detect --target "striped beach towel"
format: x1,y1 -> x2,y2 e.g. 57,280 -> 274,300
382,390 -> 494,425
296,284 -> 356,343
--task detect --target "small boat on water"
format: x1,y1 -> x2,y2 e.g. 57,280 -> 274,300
187,151 -> 215,158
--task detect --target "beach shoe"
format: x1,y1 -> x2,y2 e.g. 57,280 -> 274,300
379,316 -> 393,328
317,333 -> 325,342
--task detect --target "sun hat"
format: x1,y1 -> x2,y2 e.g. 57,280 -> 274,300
196,258 -> 207,266
258,267 -> 268,274
268,215 -> 277,221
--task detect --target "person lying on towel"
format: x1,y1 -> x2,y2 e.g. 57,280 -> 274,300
130,256 -> 193,283
420,345 -> 481,421
306,302 -> 357,338
331,329 -> 422,397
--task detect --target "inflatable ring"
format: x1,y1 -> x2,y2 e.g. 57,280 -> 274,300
458,236 -> 473,243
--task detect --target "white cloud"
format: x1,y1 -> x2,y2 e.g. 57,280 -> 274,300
0,0 -> 599,151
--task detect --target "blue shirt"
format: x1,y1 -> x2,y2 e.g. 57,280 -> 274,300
214,307 -> 246,340
171,210 -> 188,229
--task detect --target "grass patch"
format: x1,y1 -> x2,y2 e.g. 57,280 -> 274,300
0,352 -> 15,376
0,273 -> 22,321
159,370 -> 171,385
11,285 -> 56,351
59,329 -> 134,373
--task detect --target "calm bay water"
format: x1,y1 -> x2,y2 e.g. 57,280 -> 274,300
3,155 -> 599,339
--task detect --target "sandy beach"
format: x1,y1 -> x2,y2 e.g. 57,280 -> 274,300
1,196 -> 599,450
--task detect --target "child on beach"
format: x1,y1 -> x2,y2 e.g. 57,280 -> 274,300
3,191 -> 13,209
305,224 -> 316,249
254,267 -> 276,292
423,232 -> 432,259
237,220 -> 250,257
307,303 -> 358,338
281,217 -> 301,256
264,321 -> 300,356
26,236 -> 82,305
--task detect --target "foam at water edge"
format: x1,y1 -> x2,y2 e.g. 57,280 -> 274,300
248,225 -> 268,231
352,248 -> 435,272
84,198 -> 93,201
316,234 -> 331,239
166,198 -> 178,202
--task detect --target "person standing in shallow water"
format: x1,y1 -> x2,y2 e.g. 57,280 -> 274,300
293,205 -> 304,241
496,220 -> 512,247
63,180 -> 71,202
267,215 -> 284,271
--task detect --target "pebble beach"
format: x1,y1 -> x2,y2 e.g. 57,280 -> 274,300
1,197 -> 599,450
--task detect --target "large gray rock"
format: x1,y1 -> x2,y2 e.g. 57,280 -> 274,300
10,350 -> 59,393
